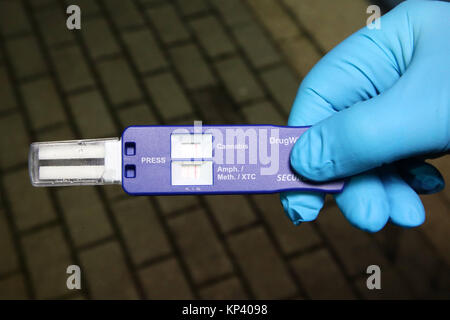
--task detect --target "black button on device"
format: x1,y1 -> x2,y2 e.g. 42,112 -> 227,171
125,142 -> 136,156
125,164 -> 136,178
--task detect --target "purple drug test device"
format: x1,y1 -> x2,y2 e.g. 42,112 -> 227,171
121,125 -> 344,195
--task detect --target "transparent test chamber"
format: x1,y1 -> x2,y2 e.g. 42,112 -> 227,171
29,138 -> 122,187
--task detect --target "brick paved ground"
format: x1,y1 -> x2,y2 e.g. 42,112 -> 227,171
0,0 -> 449,300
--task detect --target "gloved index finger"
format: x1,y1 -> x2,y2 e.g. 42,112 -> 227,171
288,1 -> 414,127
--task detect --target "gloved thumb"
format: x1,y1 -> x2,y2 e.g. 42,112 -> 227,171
290,74 -> 449,182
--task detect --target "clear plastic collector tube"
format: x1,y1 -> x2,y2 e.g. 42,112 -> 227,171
29,138 -> 122,187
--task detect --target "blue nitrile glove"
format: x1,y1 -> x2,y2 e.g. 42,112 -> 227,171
280,1 -> 449,232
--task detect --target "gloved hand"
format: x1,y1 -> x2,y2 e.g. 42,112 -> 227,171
280,1 -> 449,232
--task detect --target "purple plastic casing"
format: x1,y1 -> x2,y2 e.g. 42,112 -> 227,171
121,125 -> 345,195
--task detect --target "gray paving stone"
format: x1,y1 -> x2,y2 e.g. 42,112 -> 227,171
215,57 -> 264,103
291,248 -> 355,299
80,240 -> 139,299
232,22 -> 281,68
0,112 -> 29,169
68,90 -> 117,138
36,5 -> 74,47
103,185 -> 124,201
246,0 -> 300,41
242,101 -> 285,125
191,86 -> 243,124
228,226 -> 297,299
210,0 -> 253,28
0,209 -> 19,275
261,65 -> 299,114
253,194 -> 322,254
139,257 -> 194,299
22,226 -> 73,299
0,0 -> 31,36
156,195 -> 199,215
190,15 -> 235,58
145,72 -> 193,120
283,0 -> 368,52
112,197 -> 171,266
6,35 -> 47,79
200,277 -> 248,299
68,292 -> 87,300
50,45 -> 95,92
82,18 -> 120,59
147,5 -> 190,44
204,195 -> 257,233
168,209 -> 233,284
118,103 -> 158,129
176,0 -> 209,16
354,266 -> 412,299
0,274 -> 28,299
434,266 -> 450,299
64,0 -> 100,15
37,124 -> 75,141
420,194 -> 450,266
138,0 -> 166,5
21,77 -> 66,130
169,43 -> 216,89
0,65 -> 17,112
171,113 -> 198,124
29,0 -> 56,8
3,169 -> 56,231
122,29 -> 168,74
97,57 -> 142,106
392,229 -> 444,298
279,35 -> 321,77
57,187 -> 113,247
317,204 -> 390,276
103,0 -> 145,29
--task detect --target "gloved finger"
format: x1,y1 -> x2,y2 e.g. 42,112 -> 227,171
282,16 -> 396,225
379,167 -> 425,228
396,159 -> 445,195
288,2 -> 414,126
283,2 -> 415,224
280,191 -> 325,225
291,78 -> 449,182
334,170 -> 390,233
